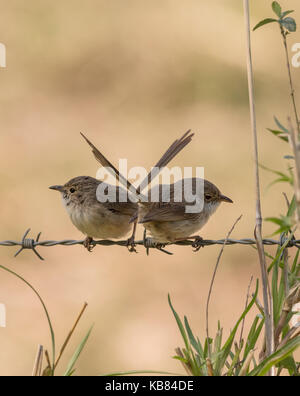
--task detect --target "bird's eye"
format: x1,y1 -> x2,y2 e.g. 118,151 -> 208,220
205,194 -> 212,201
70,188 -> 76,193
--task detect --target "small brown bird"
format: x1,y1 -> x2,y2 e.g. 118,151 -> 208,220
50,131 -> 194,251
136,178 -> 233,245
49,176 -> 137,250
83,135 -> 233,250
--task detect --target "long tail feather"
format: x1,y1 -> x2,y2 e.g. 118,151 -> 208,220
80,132 -> 137,195
81,130 -> 194,199
136,130 -> 194,193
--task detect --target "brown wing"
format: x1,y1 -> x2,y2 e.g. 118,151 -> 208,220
139,202 -> 189,223
104,201 -> 138,217
99,185 -> 138,217
138,179 -> 203,223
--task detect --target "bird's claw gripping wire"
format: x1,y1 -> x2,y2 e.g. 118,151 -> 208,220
143,230 -> 173,256
83,237 -> 96,252
126,236 -> 137,253
191,236 -> 204,252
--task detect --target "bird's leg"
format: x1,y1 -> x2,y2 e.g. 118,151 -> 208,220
83,236 -> 95,252
143,229 -> 153,256
127,220 -> 137,253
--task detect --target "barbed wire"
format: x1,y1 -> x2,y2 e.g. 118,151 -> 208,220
0,228 -> 299,260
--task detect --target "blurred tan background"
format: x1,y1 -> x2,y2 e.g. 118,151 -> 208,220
0,0 -> 299,375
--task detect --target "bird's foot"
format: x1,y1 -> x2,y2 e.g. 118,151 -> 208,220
191,235 -> 204,252
83,236 -> 95,252
126,235 -> 137,253
143,231 -> 172,255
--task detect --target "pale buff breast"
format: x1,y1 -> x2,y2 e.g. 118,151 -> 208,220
143,215 -> 210,243
65,201 -> 132,239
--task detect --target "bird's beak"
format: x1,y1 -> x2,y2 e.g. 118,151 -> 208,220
220,194 -> 233,203
49,185 -> 65,192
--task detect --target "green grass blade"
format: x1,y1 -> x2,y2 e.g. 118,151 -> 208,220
243,315 -> 259,357
274,116 -> 290,134
287,195 -> 296,217
168,294 -> 190,352
63,325 -> 93,376
213,327 -> 223,356
243,316 -> 264,359
226,345 -> 243,376
101,370 -> 182,376
272,246 -> 280,324
248,336 -> 300,376
184,316 -> 203,357
196,337 -> 205,358
0,264 -> 56,374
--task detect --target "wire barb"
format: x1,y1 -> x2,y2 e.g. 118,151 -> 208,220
14,229 -> 44,261
0,229 -> 300,261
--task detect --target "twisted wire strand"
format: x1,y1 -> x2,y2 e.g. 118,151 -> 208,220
0,228 -> 299,261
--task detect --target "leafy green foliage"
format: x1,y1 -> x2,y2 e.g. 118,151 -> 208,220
274,116 -> 290,135
168,283 -> 274,376
265,215 -> 293,235
253,2 -> 296,33
253,18 -> 278,31
272,1 -> 282,18
267,128 -> 288,143
281,17 -> 297,32
249,337 -> 300,376
266,117 -> 290,143
281,10 -> 295,19
260,164 -> 294,188
169,229 -> 300,375
263,116 -> 296,234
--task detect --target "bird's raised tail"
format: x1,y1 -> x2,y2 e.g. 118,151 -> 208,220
80,130 -> 194,199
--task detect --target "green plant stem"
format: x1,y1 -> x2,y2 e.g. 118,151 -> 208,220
243,0 -> 274,372
280,21 -> 300,225
280,25 -> 300,135
287,118 -> 300,224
